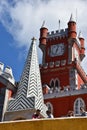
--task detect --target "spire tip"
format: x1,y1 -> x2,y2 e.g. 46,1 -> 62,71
31,37 -> 37,42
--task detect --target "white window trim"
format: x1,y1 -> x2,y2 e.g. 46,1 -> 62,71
74,98 -> 85,115
46,102 -> 53,114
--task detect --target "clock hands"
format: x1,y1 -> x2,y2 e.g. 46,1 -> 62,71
56,47 -> 58,53
51,43 -> 65,57
56,46 -> 61,54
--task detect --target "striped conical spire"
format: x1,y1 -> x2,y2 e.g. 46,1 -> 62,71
4,37 -> 47,120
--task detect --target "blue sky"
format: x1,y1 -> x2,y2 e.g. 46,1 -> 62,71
0,0 -> 87,81
0,23 -> 25,81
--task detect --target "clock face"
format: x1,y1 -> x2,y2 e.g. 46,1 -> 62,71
50,43 -> 65,57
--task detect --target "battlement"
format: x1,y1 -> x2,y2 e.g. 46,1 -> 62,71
0,62 -> 15,85
44,84 -> 87,99
40,60 -> 67,69
47,28 -> 68,38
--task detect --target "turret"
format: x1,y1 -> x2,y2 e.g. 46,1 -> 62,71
39,21 -> 48,52
78,31 -> 85,60
0,63 -> 16,121
0,64 -> 16,95
68,14 -> 77,38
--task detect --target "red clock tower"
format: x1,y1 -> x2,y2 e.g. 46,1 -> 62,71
39,14 -> 87,117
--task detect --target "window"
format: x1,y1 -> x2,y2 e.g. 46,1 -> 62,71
74,98 -> 85,115
50,79 -> 54,88
55,78 -> 60,88
46,102 -> 53,114
50,78 -> 60,92
50,79 -> 55,91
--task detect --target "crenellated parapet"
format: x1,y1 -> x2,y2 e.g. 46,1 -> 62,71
40,60 -> 67,69
0,62 -> 16,121
44,83 -> 87,99
0,62 -> 15,85
47,28 -> 68,39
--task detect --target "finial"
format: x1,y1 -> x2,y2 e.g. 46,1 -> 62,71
41,20 -> 45,27
78,31 -> 84,39
76,8 -> 78,23
58,19 -> 60,32
31,37 -> 37,41
69,13 -> 76,22
31,37 -> 37,44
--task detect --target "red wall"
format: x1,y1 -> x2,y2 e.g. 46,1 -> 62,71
41,67 -> 70,89
45,93 -> 87,117
45,38 -> 68,63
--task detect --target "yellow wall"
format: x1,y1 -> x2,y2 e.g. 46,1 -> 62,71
0,117 -> 87,130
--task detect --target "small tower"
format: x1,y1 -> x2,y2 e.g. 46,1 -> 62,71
39,21 -> 48,47
39,21 -> 48,64
68,14 -> 77,38
3,37 -> 47,121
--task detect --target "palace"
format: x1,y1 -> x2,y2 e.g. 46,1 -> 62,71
0,14 -> 87,121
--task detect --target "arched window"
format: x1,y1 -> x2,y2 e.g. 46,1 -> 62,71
50,79 -> 55,90
46,102 -> 53,114
51,80 -> 54,88
50,78 -> 60,92
74,98 -> 85,115
55,78 -> 60,88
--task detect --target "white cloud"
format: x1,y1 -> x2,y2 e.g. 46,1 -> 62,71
0,0 -> 87,72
